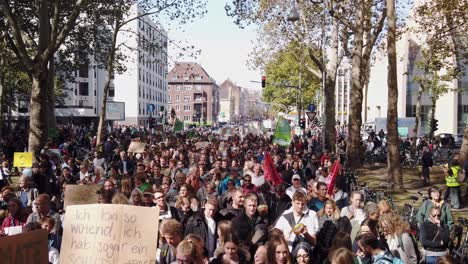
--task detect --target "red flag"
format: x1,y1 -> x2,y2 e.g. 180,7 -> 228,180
263,151 -> 284,186
327,160 -> 340,195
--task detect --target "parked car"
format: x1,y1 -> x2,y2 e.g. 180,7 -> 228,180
454,134 -> 464,149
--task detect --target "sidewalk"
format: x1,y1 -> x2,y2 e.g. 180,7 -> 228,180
356,163 -> 467,221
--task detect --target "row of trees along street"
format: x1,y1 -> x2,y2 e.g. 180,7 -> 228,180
225,0 -> 468,187
0,0 -> 206,157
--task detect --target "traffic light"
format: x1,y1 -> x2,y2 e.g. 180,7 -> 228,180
300,118 -> 306,129
261,76 -> 266,88
432,119 -> 439,132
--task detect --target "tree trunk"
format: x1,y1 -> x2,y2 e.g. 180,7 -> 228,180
460,125 -> 468,166
28,70 -> 49,155
96,20 -> 120,147
386,0 -> 403,186
324,19 -> 339,152
47,58 -> 57,135
346,0 -> 365,170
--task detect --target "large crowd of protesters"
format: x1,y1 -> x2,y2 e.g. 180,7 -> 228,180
0,124 -> 465,264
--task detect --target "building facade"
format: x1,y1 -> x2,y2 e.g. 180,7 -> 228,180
167,62 -> 219,124
366,30 -> 467,135
55,61 -> 115,123
218,79 -> 242,122
112,4 -> 168,125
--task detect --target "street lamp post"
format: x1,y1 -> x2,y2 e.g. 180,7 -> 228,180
287,2 -> 303,130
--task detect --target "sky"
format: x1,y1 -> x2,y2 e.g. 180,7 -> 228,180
163,0 -> 262,91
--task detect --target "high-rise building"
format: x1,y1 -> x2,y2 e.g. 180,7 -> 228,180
167,62 -> 219,124
112,4 -> 168,125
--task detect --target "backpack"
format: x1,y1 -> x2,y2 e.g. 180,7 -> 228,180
382,255 -> 405,264
398,232 -> 421,263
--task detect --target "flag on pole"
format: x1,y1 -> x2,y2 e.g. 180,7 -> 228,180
174,119 -> 183,133
273,116 -> 292,147
327,160 -> 341,195
263,151 -> 284,186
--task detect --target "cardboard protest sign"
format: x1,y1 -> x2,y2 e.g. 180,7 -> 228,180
13,152 -> 33,168
64,184 -> 101,208
195,141 -> 210,149
128,141 -> 146,153
0,229 -> 49,264
60,204 -> 160,264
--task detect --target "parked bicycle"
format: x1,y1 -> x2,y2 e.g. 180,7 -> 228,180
401,191 -> 428,238
450,217 -> 468,262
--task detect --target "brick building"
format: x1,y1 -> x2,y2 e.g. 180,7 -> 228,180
167,62 -> 219,124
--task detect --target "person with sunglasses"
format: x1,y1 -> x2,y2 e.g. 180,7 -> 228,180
419,207 -> 450,264
286,175 -> 307,200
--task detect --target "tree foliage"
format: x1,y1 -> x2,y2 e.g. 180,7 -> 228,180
262,42 -> 321,113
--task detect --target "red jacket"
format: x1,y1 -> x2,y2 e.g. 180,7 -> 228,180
1,213 -> 29,233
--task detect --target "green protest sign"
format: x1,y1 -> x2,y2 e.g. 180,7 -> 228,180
174,119 -> 183,133
273,116 -> 292,147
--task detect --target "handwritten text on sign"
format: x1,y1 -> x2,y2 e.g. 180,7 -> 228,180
60,204 -> 160,264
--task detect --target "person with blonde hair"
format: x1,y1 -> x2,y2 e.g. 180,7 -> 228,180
215,220 -> 232,256
377,200 -> 393,216
111,193 -> 129,205
176,239 -> 204,264
266,235 -> 291,264
317,200 -> 341,228
380,212 -> 417,264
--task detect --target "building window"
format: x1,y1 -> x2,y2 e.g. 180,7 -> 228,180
79,63 -> 88,78
108,86 -> 115,97
184,116 -> 190,121
176,105 -> 180,111
183,95 -> 191,102
168,95 -> 171,102
176,85 -> 181,91
172,76 -> 178,80
78,82 -> 89,96
176,95 -> 180,101
184,105 -> 191,111
185,85 -> 192,91
168,85 -> 171,91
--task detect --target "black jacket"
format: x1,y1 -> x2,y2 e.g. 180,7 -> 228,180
420,219 -> 449,252
231,211 -> 267,247
219,204 -> 241,221
184,211 -> 220,257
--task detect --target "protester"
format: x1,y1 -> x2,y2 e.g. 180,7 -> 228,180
379,212 -> 418,264
266,235 -> 292,264
274,191 -> 318,251
26,194 -> 61,233
419,207 -> 450,264
358,233 -> 400,263
176,239 -> 204,264
291,242 -> 312,264
184,197 -> 220,257
340,191 -> 365,227
416,186 -> 453,227
158,219 -> 183,264
317,200 -> 341,228
1,198 -> 29,234
15,176 -> 39,209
